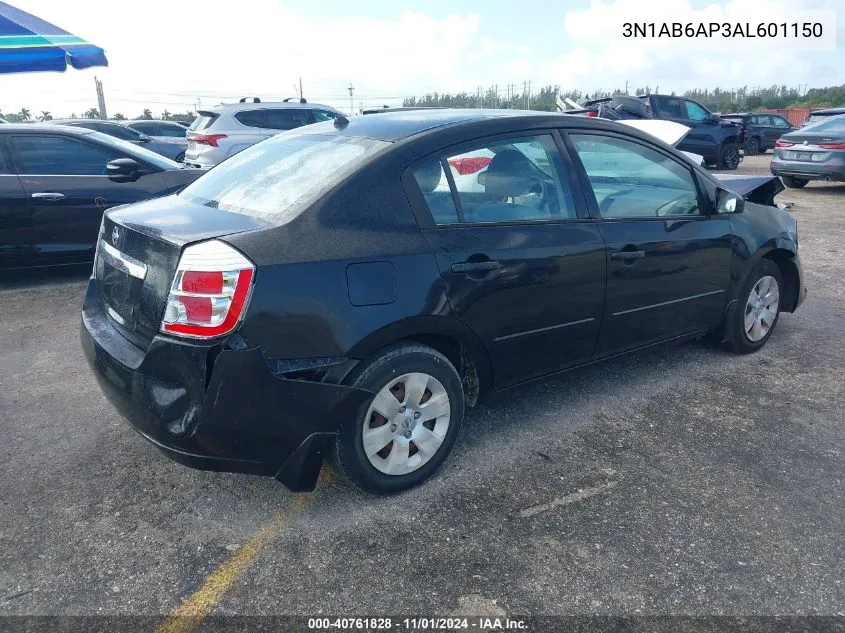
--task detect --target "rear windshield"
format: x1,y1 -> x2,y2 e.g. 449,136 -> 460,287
802,116 -> 845,133
190,112 -> 219,131
179,133 -> 389,219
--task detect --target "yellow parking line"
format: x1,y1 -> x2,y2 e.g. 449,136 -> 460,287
155,466 -> 337,633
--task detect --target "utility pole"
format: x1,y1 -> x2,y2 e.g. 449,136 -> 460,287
527,80 -> 531,110
299,77 -> 304,102
94,76 -> 107,120
348,83 -> 354,116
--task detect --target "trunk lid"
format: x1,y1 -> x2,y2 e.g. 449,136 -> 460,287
96,195 -> 269,348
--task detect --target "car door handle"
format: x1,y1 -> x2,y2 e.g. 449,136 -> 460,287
451,260 -> 502,273
611,250 -> 645,261
31,192 -> 65,202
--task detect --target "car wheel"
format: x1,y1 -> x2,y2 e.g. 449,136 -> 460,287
745,137 -> 761,156
335,343 -> 464,494
718,142 -> 741,170
175,151 -> 186,163
725,259 -> 783,354
781,175 -> 809,188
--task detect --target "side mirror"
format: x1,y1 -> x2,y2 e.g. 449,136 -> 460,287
709,112 -> 721,123
716,188 -> 744,214
107,157 -> 146,182
138,133 -> 152,143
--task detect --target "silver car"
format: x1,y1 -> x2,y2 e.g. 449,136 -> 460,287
47,119 -> 188,163
184,99 -> 343,168
771,114 -> 845,188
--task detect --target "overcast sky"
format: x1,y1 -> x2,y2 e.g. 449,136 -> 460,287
1,0 -> 842,119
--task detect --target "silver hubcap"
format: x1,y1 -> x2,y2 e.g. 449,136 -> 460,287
362,372 -> 451,476
744,275 -> 779,342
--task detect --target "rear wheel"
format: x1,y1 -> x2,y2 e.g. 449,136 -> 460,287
718,142 -> 741,170
781,175 -> 809,188
744,137 -> 761,155
335,343 -> 464,494
175,151 -> 186,163
724,259 -> 783,354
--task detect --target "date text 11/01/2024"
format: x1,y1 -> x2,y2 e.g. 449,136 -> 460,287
307,617 -> 528,630
623,22 -> 823,38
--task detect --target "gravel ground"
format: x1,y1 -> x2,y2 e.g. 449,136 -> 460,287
0,154 -> 842,625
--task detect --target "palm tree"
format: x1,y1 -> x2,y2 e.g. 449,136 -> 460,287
112,112 -> 126,120
161,109 -> 171,120
18,107 -> 31,121
84,107 -> 100,119
39,111 -> 52,121
140,108 -> 153,120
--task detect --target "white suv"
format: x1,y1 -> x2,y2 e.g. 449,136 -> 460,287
184,99 -> 344,168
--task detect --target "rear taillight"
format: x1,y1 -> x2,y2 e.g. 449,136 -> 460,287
190,133 -> 227,147
161,240 -> 254,339
819,142 -> 845,149
585,110 -> 598,117
775,139 -> 794,148
448,156 -> 492,175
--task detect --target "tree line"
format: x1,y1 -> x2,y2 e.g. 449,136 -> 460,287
1,107 -> 196,123
402,83 -> 845,113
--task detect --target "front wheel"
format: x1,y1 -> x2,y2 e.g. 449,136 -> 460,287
724,259 -> 783,354
781,175 -> 809,188
336,343 -> 465,494
744,137 -> 761,156
718,142 -> 741,170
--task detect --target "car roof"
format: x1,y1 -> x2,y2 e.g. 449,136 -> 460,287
48,118 -> 124,126
295,108 -> 570,143
126,119 -> 183,124
723,112 -> 751,117
810,107 -> 845,115
204,102 -> 341,115
0,123 -> 94,135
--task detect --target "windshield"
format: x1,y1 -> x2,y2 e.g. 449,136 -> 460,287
87,132 -> 181,170
801,116 -> 845,133
180,133 -> 389,220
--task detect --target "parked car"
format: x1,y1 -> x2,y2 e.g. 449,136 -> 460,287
802,107 -> 845,126
47,119 -> 188,163
722,112 -> 797,155
184,99 -> 344,168
0,124 -> 202,269
570,95 -> 744,169
126,120 -> 189,141
771,114 -> 845,188
81,110 -> 805,494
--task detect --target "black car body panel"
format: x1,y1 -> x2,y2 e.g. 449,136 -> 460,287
0,124 -> 202,269
81,110 -> 805,491
713,174 -> 785,206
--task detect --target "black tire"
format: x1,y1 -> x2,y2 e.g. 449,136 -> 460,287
175,151 -> 186,163
718,142 -> 741,170
335,343 -> 465,494
724,259 -> 783,354
744,137 -> 761,156
781,175 -> 809,189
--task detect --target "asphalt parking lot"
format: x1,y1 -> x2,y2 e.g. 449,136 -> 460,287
1,154 -> 843,626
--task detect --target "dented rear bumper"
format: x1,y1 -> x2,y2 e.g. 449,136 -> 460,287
80,278 -> 373,491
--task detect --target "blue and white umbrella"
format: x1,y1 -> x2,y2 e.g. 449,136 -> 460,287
0,1 -> 107,74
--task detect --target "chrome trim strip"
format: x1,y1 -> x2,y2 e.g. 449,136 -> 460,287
612,289 -> 725,317
494,317 -> 596,343
99,240 -> 147,280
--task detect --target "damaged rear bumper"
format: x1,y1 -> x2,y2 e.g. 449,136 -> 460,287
80,278 -> 373,491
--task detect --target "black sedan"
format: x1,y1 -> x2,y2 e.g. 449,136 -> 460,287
81,110 -> 805,494
0,124 -> 202,269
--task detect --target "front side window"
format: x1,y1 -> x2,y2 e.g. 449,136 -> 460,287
570,134 -> 701,218
684,100 -> 710,121
313,110 -> 339,122
101,123 -> 142,141
130,122 -> 156,135
412,135 -> 576,226
772,116 -> 791,128
180,133 -> 388,220
11,135 -> 120,175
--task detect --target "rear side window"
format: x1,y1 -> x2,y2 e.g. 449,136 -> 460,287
190,112 -> 219,131
96,123 -> 142,141
655,97 -> 685,119
412,134 -> 577,225
157,123 -> 188,137
264,109 -> 312,130
10,135 -> 120,175
234,110 -> 266,128
0,139 -> 10,173
130,122 -> 157,134
180,133 -> 388,220
570,134 -> 701,218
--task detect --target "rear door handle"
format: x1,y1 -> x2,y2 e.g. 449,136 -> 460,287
611,250 -> 645,261
451,260 -> 502,273
31,192 -> 65,202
